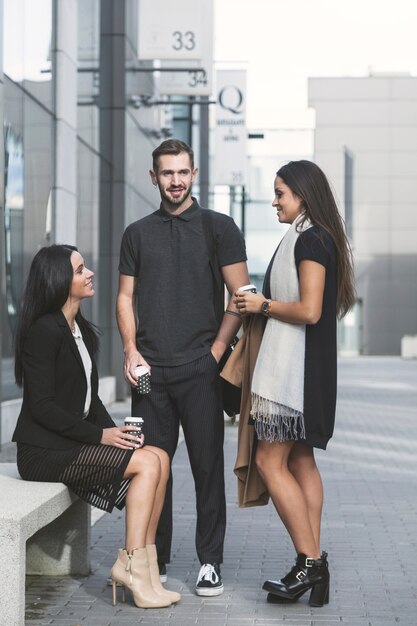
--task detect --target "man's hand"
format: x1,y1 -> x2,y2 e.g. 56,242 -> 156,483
124,351 -> 151,387
210,344 -> 224,363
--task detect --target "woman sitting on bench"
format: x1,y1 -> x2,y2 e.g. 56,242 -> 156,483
12,244 -> 180,610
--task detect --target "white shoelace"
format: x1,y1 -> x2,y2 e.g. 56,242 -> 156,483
197,564 -> 219,584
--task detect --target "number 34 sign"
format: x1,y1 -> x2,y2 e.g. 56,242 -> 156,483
138,0 -> 205,60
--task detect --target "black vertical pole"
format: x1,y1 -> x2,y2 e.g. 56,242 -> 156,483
241,185 -> 246,237
199,96 -> 209,208
98,0 -> 126,397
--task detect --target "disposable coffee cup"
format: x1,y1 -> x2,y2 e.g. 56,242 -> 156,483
237,283 -> 257,293
134,365 -> 151,394
124,417 -> 144,436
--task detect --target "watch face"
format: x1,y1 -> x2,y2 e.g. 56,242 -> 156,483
262,301 -> 268,313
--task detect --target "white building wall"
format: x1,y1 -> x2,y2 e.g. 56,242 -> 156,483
309,76 -> 417,355
53,0 -> 79,244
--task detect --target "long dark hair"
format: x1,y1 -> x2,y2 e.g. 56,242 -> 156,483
15,244 -> 99,386
277,160 -> 355,318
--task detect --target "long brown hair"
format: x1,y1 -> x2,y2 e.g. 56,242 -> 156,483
277,160 -> 355,318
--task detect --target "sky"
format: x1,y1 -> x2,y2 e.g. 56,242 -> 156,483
2,0 -> 52,82
214,0 -> 417,128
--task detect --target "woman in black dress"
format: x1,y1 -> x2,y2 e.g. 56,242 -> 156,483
234,161 -> 355,606
13,244 -> 180,609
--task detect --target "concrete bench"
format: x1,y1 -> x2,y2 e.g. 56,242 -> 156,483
0,463 -> 91,626
401,334 -> 417,358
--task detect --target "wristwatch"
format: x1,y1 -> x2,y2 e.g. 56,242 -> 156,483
261,299 -> 272,317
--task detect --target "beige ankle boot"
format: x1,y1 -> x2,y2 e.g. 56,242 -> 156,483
111,548 -> 171,609
146,544 -> 181,604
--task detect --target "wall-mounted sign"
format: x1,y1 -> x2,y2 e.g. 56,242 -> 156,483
158,0 -> 213,96
138,0 -> 205,60
214,70 -> 247,186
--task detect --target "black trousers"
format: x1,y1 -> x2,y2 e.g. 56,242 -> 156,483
131,352 -> 226,565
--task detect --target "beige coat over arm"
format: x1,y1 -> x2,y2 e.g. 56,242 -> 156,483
220,314 -> 269,508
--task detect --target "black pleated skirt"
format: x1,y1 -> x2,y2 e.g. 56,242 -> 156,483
17,442 -> 135,513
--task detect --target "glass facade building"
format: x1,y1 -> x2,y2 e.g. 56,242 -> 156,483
0,0 -> 175,444
2,0 -> 54,407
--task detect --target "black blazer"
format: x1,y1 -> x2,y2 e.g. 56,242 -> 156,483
12,311 -> 115,450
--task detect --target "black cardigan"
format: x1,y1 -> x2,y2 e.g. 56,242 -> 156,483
12,310 -> 115,450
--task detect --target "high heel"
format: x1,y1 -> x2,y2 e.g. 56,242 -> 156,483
146,544 -> 181,604
111,548 -> 171,609
309,579 -> 329,607
112,578 -> 126,605
263,551 -> 330,607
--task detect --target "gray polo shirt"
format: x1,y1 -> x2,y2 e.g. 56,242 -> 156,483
119,199 -> 247,366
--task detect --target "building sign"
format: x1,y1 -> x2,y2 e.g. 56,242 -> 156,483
138,0 -> 205,60
214,70 -> 247,186
158,0 -> 213,96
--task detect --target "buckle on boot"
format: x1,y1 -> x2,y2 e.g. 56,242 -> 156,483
305,557 -> 315,567
296,570 -> 307,581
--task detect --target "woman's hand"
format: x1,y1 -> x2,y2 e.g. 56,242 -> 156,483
234,290 -> 265,315
100,426 -> 145,450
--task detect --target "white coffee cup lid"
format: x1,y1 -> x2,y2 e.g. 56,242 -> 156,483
124,417 -> 144,423
135,365 -> 150,376
237,284 -> 257,292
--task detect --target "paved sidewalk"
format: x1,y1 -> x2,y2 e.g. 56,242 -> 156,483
3,357 -> 417,625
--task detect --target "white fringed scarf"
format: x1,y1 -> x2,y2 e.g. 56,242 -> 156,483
250,216 -> 312,442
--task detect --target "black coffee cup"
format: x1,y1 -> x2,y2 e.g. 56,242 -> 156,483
124,417 -> 144,436
134,365 -> 151,394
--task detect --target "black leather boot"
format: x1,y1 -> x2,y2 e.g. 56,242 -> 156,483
263,551 -> 329,607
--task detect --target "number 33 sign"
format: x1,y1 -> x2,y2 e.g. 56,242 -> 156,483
138,0 -> 204,60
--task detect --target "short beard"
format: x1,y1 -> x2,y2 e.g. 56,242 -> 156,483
159,184 -> 192,209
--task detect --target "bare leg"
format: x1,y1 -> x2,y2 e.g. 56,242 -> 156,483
110,447 -> 174,609
123,447 -> 161,552
288,443 -> 323,549
139,448 -> 180,603
255,440 -> 320,558
143,446 -> 170,545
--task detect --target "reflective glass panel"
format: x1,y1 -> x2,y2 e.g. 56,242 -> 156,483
2,80 -> 53,401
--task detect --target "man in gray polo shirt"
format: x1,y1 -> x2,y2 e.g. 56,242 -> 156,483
117,139 -> 249,596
